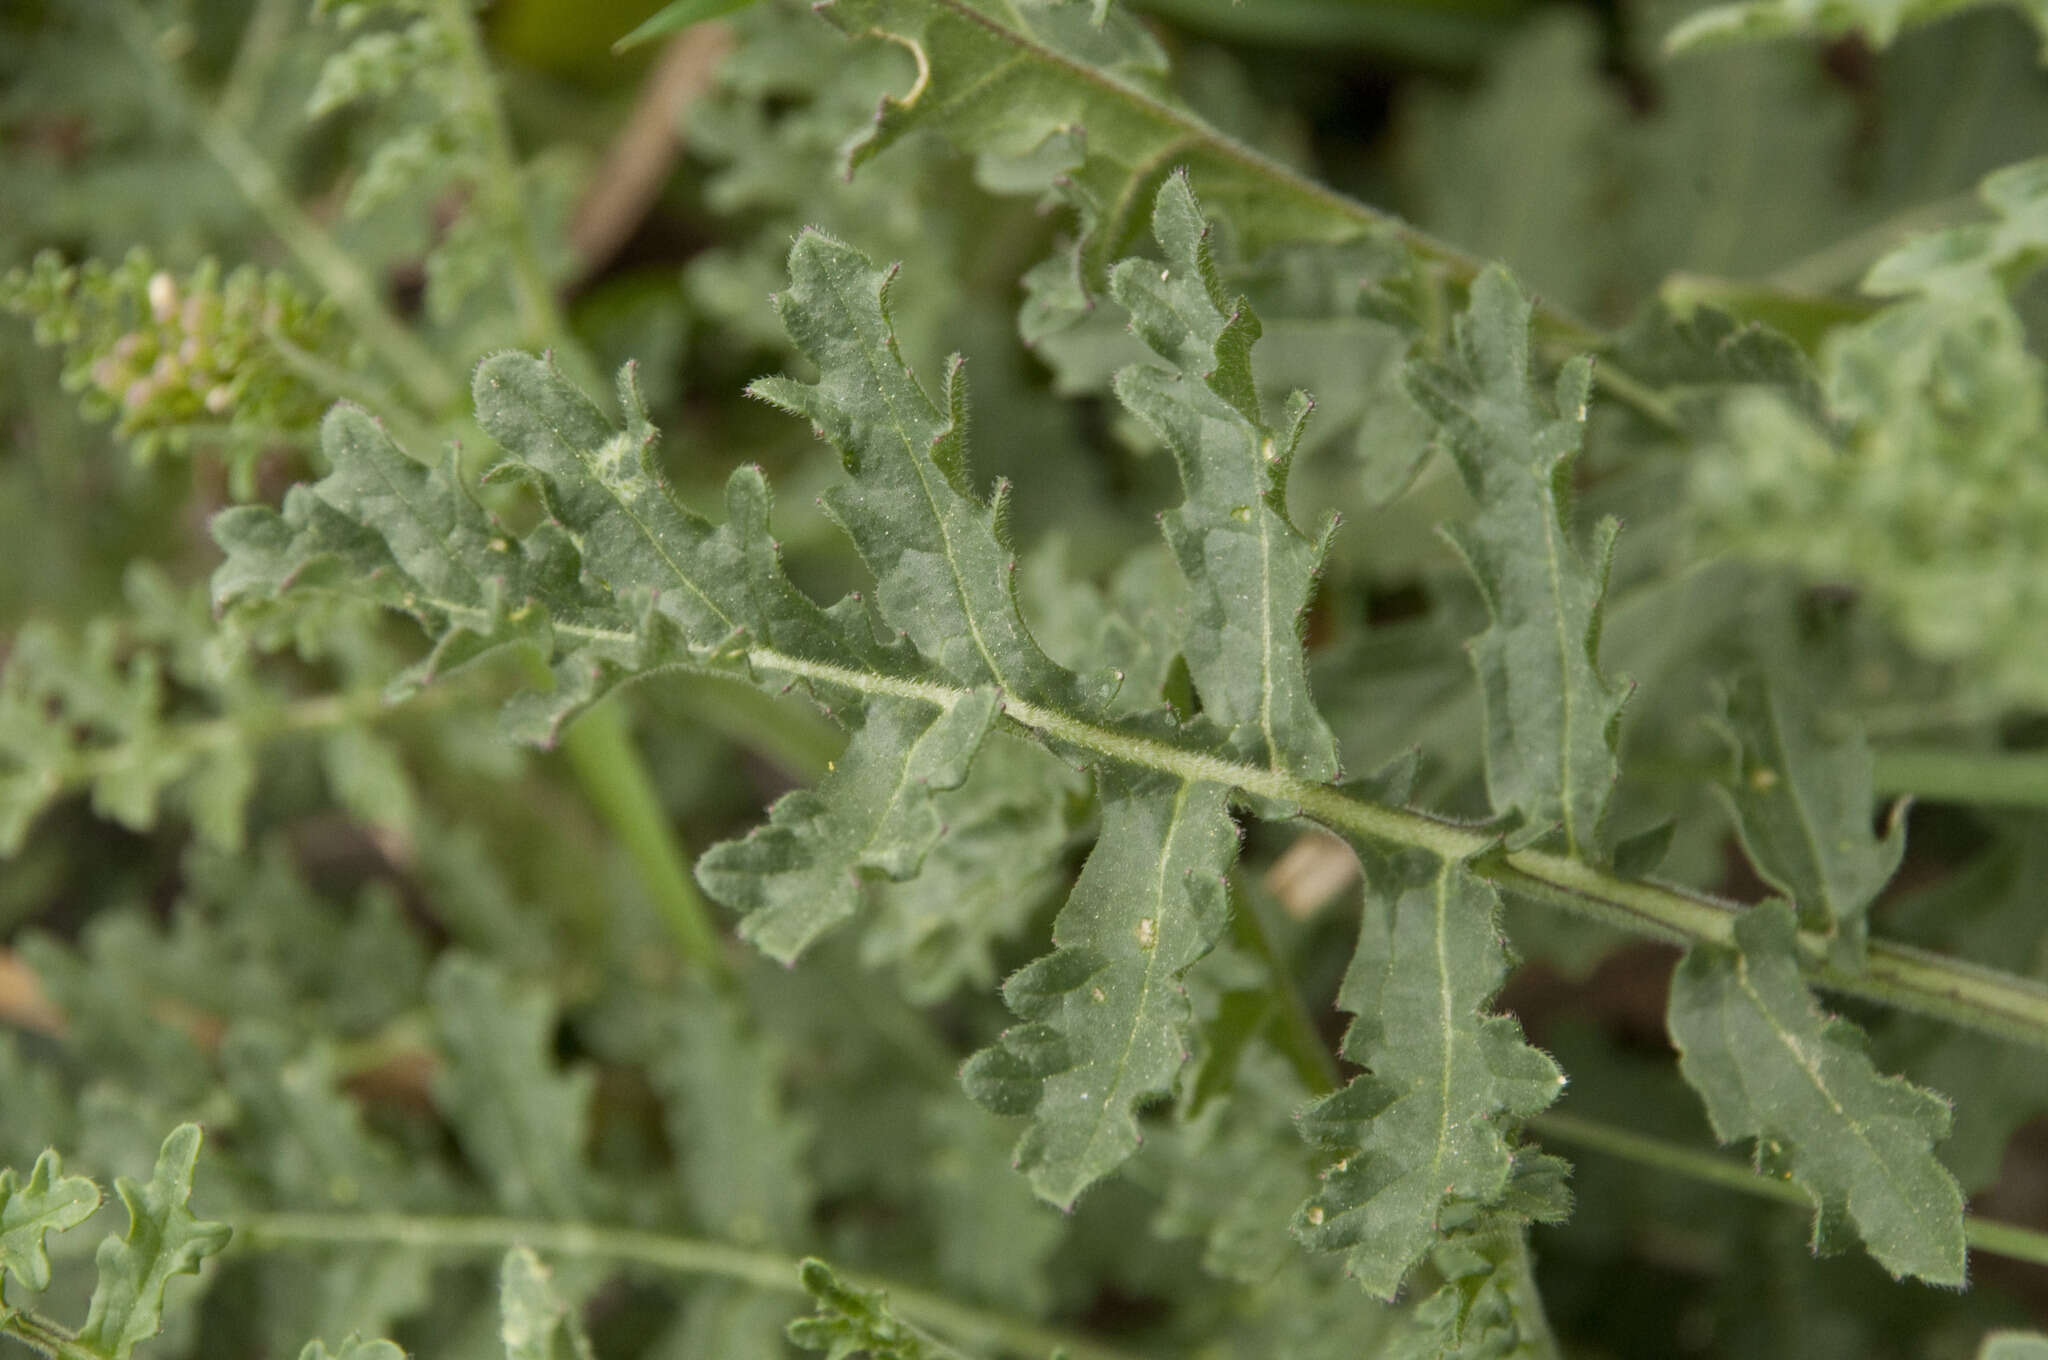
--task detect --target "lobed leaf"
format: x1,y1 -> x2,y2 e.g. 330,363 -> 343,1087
751,232 -> 1083,706
1108,174 -> 1338,778
644,988 -> 814,1248
499,1249 -> 594,1360
1710,674 -> 1905,964
1408,267 -> 1627,856
861,733 -> 1084,1004
815,0 -> 1369,326
0,1150 -> 100,1295
77,1124 -> 233,1360
962,768 -> 1238,1209
1293,846 -> 1565,1299
697,690 -> 998,963
428,956 -> 596,1221
1667,901 -> 1966,1285
213,361 -> 873,749
786,1258 -> 963,1360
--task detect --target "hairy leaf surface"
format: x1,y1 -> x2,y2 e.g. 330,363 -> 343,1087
1409,267 -> 1626,855
1667,901 -> 1966,1284
1711,675 -> 1904,963
963,768 -> 1237,1209
816,0 -> 1369,319
1110,174 -> 1338,778
1293,846 -> 1565,1299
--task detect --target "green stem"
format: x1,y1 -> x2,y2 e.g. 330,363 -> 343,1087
1529,1109 -> 2048,1270
734,645 -> 2048,1053
113,3 -> 464,415
231,1212 -> 1150,1360
0,1310 -> 101,1360
1874,746 -> 2048,810
558,701 -> 728,981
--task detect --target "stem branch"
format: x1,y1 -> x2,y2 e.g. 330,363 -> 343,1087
232,1212 -> 1148,1360
737,645 -> 2048,1053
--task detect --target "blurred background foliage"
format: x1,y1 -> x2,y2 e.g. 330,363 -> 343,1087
4,0 -> 2048,1356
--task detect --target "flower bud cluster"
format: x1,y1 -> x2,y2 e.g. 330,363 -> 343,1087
2,249 -> 356,478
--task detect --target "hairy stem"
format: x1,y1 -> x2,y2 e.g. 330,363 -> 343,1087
736,646 -> 2048,1052
0,1310 -> 102,1360
232,1212 -> 1149,1360
1529,1110 -> 2048,1269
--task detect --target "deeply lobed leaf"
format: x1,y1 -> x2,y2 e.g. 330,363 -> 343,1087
76,1124 -> 233,1360
1109,174 -> 1339,778
1293,845 -> 1566,1298
962,767 -> 1238,1208
1408,267 -> 1627,856
1667,901 -> 1966,1284
815,0 -> 1369,328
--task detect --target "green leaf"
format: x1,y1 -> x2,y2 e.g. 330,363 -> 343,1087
298,1337 -> 407,1360
1664,0 -> 2048,58
815,0 -> 1371,312
0,1150 -> 101,1294
962,768 -> 1238,1209
76,1124 -> 232,1360
613,0 -> 762,53
786,1258 -> 966,1360
1293,847 -> 1565,1300
861,732 -> 1083,1004
1865,156 -> 2048,300
1608,303 -> 1824,429
499,1248 -> 594,1360
0,571 -> 265,855
1691,286 -> 2048,709
217,1024 -> 413,1212
696,688 -> 999,963
1711,674 -> 1905,964
213,361 -> 866,748
428,956 -> 595,1220
1407,267 -> 1627,856
1389,1233 -> 1553,1360
1108,174 -> 1338,778
750,232 -> 1083,707
644,987 -> 813,1247
1980,1332 -> 2048,1360
920,1099 -> 1064,1314
1667,901 -> 1966,1285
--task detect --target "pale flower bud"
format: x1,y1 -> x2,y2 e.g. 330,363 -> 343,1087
148,271 -> 178,323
